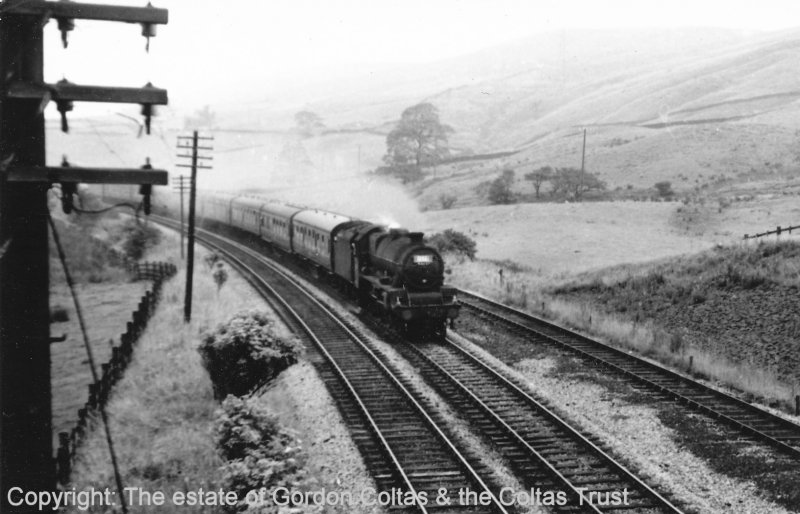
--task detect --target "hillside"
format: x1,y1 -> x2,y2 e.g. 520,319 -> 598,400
46,27 -> 800,214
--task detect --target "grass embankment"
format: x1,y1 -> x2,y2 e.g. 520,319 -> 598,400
66,231 -> 269,510
67,229 -> 379,514
50,213 -> 150,448
446,240 -> 800,411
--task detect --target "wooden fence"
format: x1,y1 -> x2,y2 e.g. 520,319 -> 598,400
744,224 -> 800,240
55,260 -> 177,485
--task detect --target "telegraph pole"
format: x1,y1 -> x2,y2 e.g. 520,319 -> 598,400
177,131 -> 213,322
0,3 -> 168,509
172,175 -> 190,259
580,128 -> 587,174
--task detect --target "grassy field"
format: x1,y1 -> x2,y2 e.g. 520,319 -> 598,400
51,281 -> 148,448
423,192 -> 800,275
423,201 -> 713,276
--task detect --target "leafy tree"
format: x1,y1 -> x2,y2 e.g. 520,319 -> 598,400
524,166 -> 553,199
383,103 -> 453,180
654,181 -> 674,197
294,110 -> 324,137
551,167 -> 606,201
426,229 -> 477,260
488,169 -> 517,204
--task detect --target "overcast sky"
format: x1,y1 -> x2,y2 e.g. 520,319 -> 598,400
40,0 -> 800,113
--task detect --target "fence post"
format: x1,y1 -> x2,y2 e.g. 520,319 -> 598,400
56,432 -> 71,486
87,383 -> 98,409
100,363 -> 111,401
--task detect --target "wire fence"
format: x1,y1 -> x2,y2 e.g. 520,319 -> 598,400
55,260 -> 177,485
743,224 -> 800,240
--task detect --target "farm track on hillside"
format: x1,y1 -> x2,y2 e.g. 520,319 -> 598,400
154,217 -> 505,513
458,290 -> 800,460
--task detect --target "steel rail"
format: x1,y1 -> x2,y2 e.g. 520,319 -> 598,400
458,288 -> 800,459
154,216 -> 509,514
440,336 -> 682,513
210,233 -> 509,514
405,340 -> 607,513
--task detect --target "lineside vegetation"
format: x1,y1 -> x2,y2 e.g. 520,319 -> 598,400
448,240 -> 800,412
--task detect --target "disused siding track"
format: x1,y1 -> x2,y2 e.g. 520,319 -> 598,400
154,217 -> 505,513
387,332 -> 683,514
458,289 -> 800,459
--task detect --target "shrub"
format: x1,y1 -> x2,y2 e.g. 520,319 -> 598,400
216,396 -> 287,461
213,263 -> 229,292
487,169 -> 516,204
426,229 -> 477,260
654,181 -> 673,197
215,396 -> 305,512
439,193 -> 457,209
48,217 -> 123,283
120,218 -> 161,261
198,311 -> 302,399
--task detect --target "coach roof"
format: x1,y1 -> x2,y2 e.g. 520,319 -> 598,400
293,209 -> 352,232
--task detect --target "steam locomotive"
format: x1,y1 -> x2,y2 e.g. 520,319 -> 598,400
200,195 -> 459,338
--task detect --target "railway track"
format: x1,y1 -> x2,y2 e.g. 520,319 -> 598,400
384,330 -> 683,514
154,217 -> 695,512
458,289 -> 800,459
155,217 -> 506,513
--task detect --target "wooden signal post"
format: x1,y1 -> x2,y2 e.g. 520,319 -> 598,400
0,2 -> 168,509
